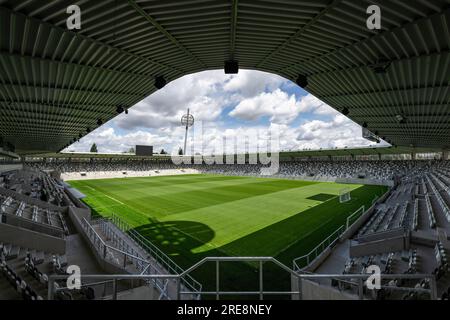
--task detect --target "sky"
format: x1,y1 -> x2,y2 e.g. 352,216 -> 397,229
65,69 -> 387,155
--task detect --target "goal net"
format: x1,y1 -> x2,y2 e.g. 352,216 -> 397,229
339,188 -> 352,203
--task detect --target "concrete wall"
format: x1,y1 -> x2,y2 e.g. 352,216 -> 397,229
350,235 -> 409,257
2,214 -> 65,238
68,206 -> 91,222
116,285 -> 157,300
410,230 -> 438,247
304,246 -> 336,273
0,222 -> 66,254
293,278 -> 358,300
357,228 -> 405,243
0,164 -> 22,174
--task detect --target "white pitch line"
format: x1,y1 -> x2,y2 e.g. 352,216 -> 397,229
85,185 -> 126,205
104,194 -> 126,205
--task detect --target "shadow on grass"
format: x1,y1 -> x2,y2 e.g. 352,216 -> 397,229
125,184 -> 388,299
133,220 -> 215,258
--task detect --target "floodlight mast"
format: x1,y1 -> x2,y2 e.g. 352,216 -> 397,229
181,108 -> 194,155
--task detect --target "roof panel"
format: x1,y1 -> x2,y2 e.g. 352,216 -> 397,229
0,0 -> 448,154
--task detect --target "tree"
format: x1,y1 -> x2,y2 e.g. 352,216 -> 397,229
128,147 -> 135,154
160,149 -> 167,154
178,147 -> 183,155
90,143 -> 98,153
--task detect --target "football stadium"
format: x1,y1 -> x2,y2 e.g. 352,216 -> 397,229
0,0 -> 449,304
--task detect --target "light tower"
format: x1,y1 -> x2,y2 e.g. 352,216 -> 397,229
181,108 -> 194,155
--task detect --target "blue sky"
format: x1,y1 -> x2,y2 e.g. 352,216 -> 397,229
66,69 -> 385,154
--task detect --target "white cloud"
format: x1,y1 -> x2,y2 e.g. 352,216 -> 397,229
114,70 -> 228,130
229,89 -> 301,124
65,70 -> 386,154
294,115 -> 387,150
229,92 -> 343,125
223,69 -> 286,98
113,69 -> 291,131
66,127 -> 175,154
298,93 -> 339,116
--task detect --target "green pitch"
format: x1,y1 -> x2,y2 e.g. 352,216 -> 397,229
69,174 -> 387,294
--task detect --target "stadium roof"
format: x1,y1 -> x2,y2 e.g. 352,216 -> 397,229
28,145 -> 438,160
0,0 -> 449,154
279,145 -> 439,158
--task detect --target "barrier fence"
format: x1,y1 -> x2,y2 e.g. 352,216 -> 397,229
48,257 -> 437,300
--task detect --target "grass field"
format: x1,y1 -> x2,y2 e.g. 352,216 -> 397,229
69,174 -> 387,296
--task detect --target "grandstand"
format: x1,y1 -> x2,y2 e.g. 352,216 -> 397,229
0,0 -> 449,301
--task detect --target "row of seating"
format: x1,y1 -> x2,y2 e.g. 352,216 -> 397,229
397,201 -> 410,229
0,170 -> 71,207
406,249 -> 418,274
434,242 -> 448,278
384,252 -> 395,274
24,254 -> 49,288
426,174 -> 450,222
357,199 -> 412,237
27,160 -> 432,182
337,251 -> 427,300
421,178 -> 428,194
0,194 -> 69,234
357,208 -> 388,236
0,260 -> 43,300
1,243 -> 20,260
1,239 -> 98,300
424,194 -> 437,228
401,279 -> 430,300
382,204 -> 399,231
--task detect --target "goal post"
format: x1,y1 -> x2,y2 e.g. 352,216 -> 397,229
339,188 -> 352,203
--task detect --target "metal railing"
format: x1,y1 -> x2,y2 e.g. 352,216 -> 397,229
109,213 -> 202,293
345,205 -> 365,230
293,204 -> 369,272
179,256 -> 300,299
81,217 -> 179,299
372,194 -> 379,205
292,225 -> 345,271
47,257 -> 438,300
48,256 -> 301,300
